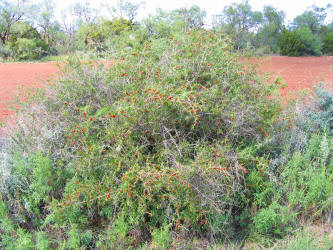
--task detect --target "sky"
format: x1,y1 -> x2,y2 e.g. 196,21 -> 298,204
30,0 -> 333,25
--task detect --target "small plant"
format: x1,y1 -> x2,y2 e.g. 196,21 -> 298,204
151,224 -> 172,249
302,84 -> 333,134
253,203 -> 293,236
273,75 -> 288,89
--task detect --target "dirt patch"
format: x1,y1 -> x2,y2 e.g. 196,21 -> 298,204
0,62 -> 59,124
255,56 -> 333,96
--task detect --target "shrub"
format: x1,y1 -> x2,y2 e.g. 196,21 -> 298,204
294,27 -> 322,56
279,28 -> 305,56
151,224 -> 172,248
279,27 -> 322,56
0,42 -> 12,60
253,124 -> 333,234
77,18 -> 132,51
12,38 -> 49,60
280,133 -> 332,214
322,33 -> 333,55
0,29 -> 281,247
253,203 -> 294,236
6,21 -> 50,60
247,84 -> 333,244
305,84 -> 333,134
251,131 -> 333,247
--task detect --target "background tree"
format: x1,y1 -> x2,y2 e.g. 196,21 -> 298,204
0,0 -> 31,44
292,4 -> 331,33
279,27 -> 322,56
322,32 -> 333,54
143,8 -> 176,38
77,17 -> 132,51
294,27 -> 322,55
104,0 -> 144,24
173,5 -> 206,31
279,28 -> 304,56
213,0 -> 263,49
70,1 -> 98,24
255,6 -> 285,52
142,5 -> 205,40
1,0 -> 332,59
31,0 -> 60,49
7,21 -> 49,59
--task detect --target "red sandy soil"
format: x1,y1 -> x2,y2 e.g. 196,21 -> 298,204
255,56 -> 333,96
0,62 -> 59,124
0,56 -> 333,124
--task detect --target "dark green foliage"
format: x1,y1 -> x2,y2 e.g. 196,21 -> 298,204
279,28 -> 305,56
254,6 -> 285,53
279,27 -> 321,56
322,33 -> 333,54
294,27 -> 322,56
213,3 -> 330,55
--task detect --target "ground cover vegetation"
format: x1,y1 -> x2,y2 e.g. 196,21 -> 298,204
0,0 -> 333,249
0,0 -> 333,62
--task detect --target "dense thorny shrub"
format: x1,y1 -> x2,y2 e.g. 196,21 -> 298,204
0,29 -> 281,247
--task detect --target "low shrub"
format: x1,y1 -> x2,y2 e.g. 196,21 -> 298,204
250,131 -> 333,248
253,202 -> 294,236
0,42 -> 12,60
307,84 -> 333,133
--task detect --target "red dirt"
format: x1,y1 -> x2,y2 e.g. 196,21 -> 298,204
0,62 -> 59,124
0,56 -> 333,124
255,56 -> 333,96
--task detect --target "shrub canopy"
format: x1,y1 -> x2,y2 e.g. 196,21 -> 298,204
0,29 -> 282,247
